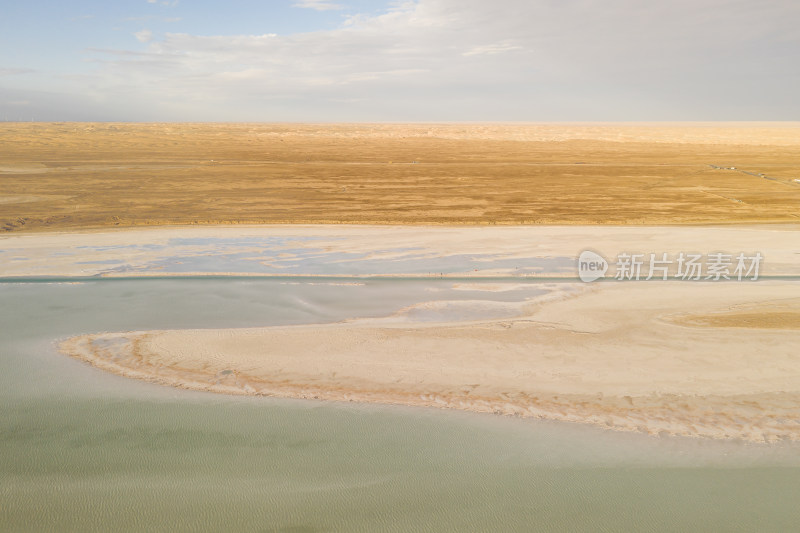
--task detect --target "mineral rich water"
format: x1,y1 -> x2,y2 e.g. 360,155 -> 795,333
1,279 -> 799,532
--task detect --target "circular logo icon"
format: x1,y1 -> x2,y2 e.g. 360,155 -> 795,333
578,250 -> 608,282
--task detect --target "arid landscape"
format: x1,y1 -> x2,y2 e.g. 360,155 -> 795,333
2,122 -> 800,231
5,1 -> 800,529
3,123 -> 799,442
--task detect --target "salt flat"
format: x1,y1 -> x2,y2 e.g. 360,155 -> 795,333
1,224 -> 797,277
61,279 -> 800,442
35,223 -> 799,442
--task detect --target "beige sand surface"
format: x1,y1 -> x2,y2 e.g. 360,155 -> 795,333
3,123 -> 800,231
1,224 -> 798,277
61,280 -> 800,442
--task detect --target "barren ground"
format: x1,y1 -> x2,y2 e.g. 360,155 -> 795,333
2,122 -> 799,231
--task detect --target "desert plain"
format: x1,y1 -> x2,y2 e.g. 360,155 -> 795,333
2,122 -> 800,231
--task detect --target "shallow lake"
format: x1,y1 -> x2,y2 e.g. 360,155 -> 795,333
1,279 -> 799,532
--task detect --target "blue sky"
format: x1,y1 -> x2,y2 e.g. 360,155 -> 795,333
1,0 -> 799,121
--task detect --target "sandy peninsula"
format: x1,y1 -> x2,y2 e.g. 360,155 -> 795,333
61,279 -> 800,442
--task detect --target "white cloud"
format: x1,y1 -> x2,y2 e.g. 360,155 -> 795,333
292,0 -> 345,10
134,29 -> 153,43
72,0 -> 800,121
0,68 -> 35,76
462,42 -> 522,57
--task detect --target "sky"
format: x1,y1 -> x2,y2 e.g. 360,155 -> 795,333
1,0 -> 798,122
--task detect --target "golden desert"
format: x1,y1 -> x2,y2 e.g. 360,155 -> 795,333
2,122 -> 800,231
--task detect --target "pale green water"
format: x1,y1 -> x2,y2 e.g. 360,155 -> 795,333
1,280 -> 800,532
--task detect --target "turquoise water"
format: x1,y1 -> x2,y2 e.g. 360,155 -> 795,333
1,279 -> 800,532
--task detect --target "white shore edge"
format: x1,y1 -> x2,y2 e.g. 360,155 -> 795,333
60,279 -> 800,442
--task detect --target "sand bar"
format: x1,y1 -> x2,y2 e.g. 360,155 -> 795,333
61,279 -> 800,442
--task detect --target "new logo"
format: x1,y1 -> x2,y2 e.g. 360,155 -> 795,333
578,250 -> 608,282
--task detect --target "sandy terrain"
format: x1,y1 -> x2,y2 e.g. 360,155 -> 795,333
60,280 -> 800,442
6,122 -> 798,441
2,122 -> 800,231
0,223 -> 798,278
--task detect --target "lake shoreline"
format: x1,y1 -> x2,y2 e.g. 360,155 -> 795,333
60,279 -> 800,443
